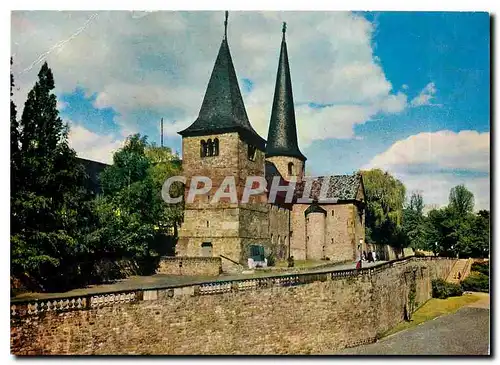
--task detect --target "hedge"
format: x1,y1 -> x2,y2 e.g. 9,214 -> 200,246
432,278 -> 463,299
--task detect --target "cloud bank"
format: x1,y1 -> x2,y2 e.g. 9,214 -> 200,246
364,130 -> 490,211
12,11 -> 412,151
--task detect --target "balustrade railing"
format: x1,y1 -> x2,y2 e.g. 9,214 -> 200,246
11,255 -> 456,318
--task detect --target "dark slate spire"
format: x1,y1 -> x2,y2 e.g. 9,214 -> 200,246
179,12 -> 266,150
266,22 -> 306,161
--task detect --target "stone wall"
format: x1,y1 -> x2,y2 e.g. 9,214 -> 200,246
290,204 -> 307,260
266,156 -> 304,182
291,202 -> 363,262
156,257 -> 222,276
11,257 -> 456,355
268,205 -> 291,260
306,212 -> 325,259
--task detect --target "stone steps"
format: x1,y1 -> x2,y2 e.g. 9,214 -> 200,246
446,258 -> 472,284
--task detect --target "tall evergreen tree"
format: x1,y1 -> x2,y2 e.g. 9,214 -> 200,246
12,62 -> 89,290
11,58 -> 21,234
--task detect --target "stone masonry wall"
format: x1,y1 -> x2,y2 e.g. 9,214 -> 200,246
156,257 -> 222,276
290,204 -> 307,260
291,202 -> 362,263
11,257 -> 455,355
324,203 -> 360,263
268,205 -> 291,260
306,212 -> 325,259
266,156 -> 304,182
178,132 -> 269,270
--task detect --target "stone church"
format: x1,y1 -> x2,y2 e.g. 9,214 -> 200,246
176,15 -> 366,270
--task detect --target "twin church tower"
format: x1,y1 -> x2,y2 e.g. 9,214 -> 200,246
176,13 -> 366,270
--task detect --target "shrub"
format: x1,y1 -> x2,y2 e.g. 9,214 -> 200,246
266,253 -> 276,267
432,278 -> 463,299
414,251 -> 426,257
471,262 -> 489,277
461,272 -> 489,293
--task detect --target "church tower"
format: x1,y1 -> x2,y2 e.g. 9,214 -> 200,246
266,23 -> 306,182
177,12 -> 269,270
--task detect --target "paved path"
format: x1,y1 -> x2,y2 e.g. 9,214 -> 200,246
12,260 -> 385,301
337,300 -> 490,355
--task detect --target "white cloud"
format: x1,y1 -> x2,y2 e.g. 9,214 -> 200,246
11,11 -> 409,144
366,130 -> 489,172
68,122 -> 124,164
363,130 -> 490,210
56,99 -> 67,111
410,82 -> 439,107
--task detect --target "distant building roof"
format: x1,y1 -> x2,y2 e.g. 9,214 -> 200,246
78,158 -> 109,194
293,174 -> 364,203
264,162 -> 363,205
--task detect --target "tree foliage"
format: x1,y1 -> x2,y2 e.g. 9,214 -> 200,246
449,184 -> 475,216
11,62 -> 91,291
93,135 -> 183,262
417,185 -> 488,258
360,169 -> 489,259
402,191 -> 427,250
360,169 -> 406,247
10,62 -> 185,292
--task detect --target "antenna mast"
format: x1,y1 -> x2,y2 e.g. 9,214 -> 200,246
160,117 -> 164,147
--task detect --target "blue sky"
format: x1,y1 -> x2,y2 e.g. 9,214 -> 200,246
11,11 -> 490,210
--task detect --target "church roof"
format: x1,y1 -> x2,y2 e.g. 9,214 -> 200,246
293,174 -> 364,203
266,23 -> 306,161
179,14 -> 266,150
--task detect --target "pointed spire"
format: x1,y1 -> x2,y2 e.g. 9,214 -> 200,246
179,12 -> 265,150
266,22 -> 306,161
224,11 -> 228,40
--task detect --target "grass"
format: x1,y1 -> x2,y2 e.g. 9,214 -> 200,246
383,292 -> 488,338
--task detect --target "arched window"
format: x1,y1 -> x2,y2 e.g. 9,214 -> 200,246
288,162 -> 294,176
248,144 -> 256,161
214,138 -> 219,156
207,139 -> 213,157
271,234 -> 274,244
200,140 -> 207,157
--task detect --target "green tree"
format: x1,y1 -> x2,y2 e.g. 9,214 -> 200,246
360,169 -> 406,249
96,135 -> 183,261
11,62 -> 90,291
402,191 -> 427,250
11,58 -> 21,234
449,184 -> 474,216
145,145 -> 183,234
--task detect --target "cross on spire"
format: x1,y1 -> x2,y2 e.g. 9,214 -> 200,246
282,22 -> 287,40
224,11 -> 228,39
